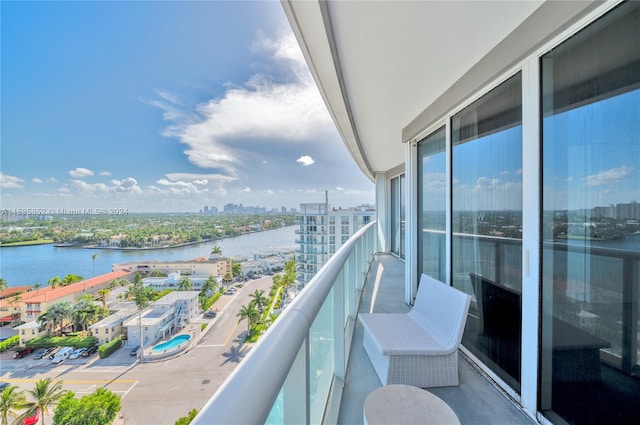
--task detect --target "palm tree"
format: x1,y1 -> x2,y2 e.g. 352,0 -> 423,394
25,378 -> 66,425
71,298 -> 100,332
249,290 -> 268,315
223,272 -> 233,283
128,273 -> 151,362
210,245 -> 222,255
91,253 -> 98,276
0,385 -> 27,425
0,278 -> 7,293
47,277 -> 60,291
98,288 -> 111,309
39,302 -> 72,336
61,274 -> 83,286
177,277 -> 193,291
33,283 -> 41,293
8,295 -> 21,326
236,303 -> 259,337
200,275 -> 218,298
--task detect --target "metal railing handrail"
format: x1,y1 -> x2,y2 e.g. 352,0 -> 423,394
193,221 -> 376,425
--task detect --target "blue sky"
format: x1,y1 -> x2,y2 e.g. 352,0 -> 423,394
1,1 -> 374,213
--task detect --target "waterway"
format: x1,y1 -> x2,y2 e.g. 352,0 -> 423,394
0,226 -> 297,287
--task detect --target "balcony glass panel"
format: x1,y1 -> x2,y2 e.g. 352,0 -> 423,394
541,2 -> 640,423
452,72 -> 523,392
309,287 -> 335,423
418,126 -> 446,281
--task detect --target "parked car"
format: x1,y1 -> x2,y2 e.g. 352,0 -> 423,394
12,347 -> 33,359
82,345 -> 98,357
69,348 -> 86,359
204,311 -> 217,318
51,346 -> 74,364
22,408 -> 40,425
130,347 -> 139,357
0,381 -> 10,391
47,347 -> 61,359
224,289 -> 234,295
33,347 -> 55,360
33,348 -> 48,360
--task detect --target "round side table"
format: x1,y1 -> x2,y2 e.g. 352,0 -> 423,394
363,384 -> 461,425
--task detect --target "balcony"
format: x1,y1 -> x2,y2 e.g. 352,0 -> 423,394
193,222 -> 534,424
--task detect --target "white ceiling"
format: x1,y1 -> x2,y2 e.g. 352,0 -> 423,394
284,0 -> 544,180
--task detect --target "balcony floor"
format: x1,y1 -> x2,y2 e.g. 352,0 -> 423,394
338,253 -> 536,425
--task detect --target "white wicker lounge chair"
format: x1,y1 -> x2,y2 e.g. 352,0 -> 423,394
359,274 -> 471,388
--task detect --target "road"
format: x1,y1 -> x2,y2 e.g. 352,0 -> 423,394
0,276 -> 276,425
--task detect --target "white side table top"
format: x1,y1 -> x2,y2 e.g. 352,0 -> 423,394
364,384 -> 461,425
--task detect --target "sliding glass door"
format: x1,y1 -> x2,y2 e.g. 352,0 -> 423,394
451,73 -> 523,391
540,2 -> 640,423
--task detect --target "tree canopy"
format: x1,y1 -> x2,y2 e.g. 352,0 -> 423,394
53,388 -> 121,425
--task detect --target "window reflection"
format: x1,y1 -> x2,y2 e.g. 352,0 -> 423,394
417,127 -> 446,281
541,3 -> 640,423
452,73 -> 523,391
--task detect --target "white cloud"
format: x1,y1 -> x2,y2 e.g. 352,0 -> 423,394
100,171 -> 112,176
69,167 -> 94,178
473,177 -> 500,191
165,172 -> 237,183
584,165 -> 635,186
155,31 -> 332,177
32,178 -> 44,184
70,179 -> 109,193
243,187 -> 251,192
297,155 -> 315,166
336,186 -> 345,191
0,172 -> 24,189
155,178 -> 208,194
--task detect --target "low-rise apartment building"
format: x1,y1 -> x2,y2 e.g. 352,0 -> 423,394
123,291 -> 200,348
89,303 -> 138,345
113,257 -> 231,277
14,321 -> 47,346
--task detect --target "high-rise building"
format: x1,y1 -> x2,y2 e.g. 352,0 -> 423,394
296,199 -> 374,284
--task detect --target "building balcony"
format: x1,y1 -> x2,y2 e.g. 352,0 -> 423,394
193,222 -> 534,424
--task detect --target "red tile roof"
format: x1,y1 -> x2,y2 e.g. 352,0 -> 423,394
0,286 -> 33,300
0,270 -> 131,307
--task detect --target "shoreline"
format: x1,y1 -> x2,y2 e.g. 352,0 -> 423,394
53,227 -> 290,251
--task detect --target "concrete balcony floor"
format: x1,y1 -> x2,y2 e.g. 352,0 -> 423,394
338,253 -> 536,425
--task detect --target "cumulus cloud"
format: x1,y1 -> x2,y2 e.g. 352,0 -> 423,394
584,165 -> 635,186
155,177 -> 208,194
32,178 -> 44,184
243,187 -> 251,192
69,167 -> 94,178
473,177 -> 501,191
69,177 -> 141,195
0,172 -> 24,189
100,171 -> 112,176
297,155 -> 315,166
155,30 -> 332,177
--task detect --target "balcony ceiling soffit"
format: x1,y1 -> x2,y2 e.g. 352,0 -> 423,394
286,0 -> 543,175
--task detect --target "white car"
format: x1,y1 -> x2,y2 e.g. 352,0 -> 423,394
51,347 -> 74,364
69,348 -> 86,360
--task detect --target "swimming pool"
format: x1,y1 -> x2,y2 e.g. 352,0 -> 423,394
151,334 -> 191,353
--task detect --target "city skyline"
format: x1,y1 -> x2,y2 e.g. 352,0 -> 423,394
1,1 -> 375,213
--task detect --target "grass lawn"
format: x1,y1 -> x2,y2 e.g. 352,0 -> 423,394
0,239 -> 54,247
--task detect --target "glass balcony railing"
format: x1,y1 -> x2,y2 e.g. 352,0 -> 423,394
193,221 -> 377,425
